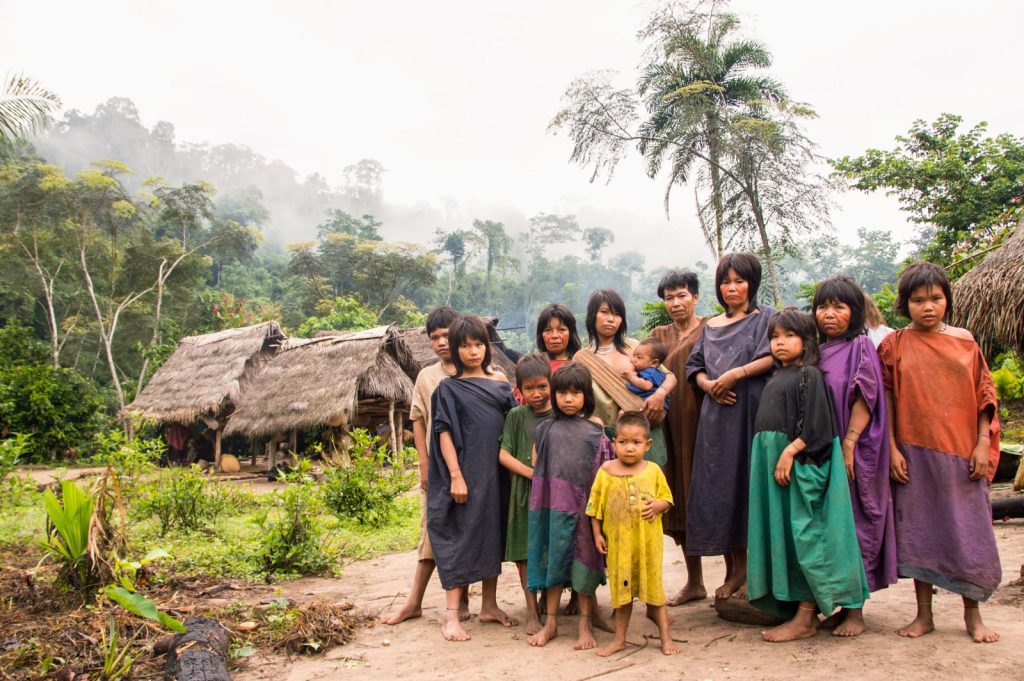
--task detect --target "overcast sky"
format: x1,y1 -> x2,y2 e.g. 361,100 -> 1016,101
4,0 -> 1022,268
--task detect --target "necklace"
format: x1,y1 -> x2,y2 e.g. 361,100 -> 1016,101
595,344 -> 615,355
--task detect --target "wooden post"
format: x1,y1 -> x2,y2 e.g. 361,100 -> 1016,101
214,429 -> 222,472
250,438 -> 259,467
397,410 -> 405,451
290,429 -> 298,454
388,401 -> 397,453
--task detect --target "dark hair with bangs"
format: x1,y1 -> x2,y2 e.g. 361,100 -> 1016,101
768,307 -> 820,366
535,304 -> 581,359
715,253 -> 762,314
585,289 -> 628,351
657,270 -> 700,299
812,276 -> 866,341
896,262 -> 952,322
515,353 -> 552,390
448,315 -> 493,377
615,410 -> 651,436
426,305 -> 459,334
550,361 -> 595,418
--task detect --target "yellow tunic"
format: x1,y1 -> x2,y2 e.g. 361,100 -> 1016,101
586,462 -> 673,607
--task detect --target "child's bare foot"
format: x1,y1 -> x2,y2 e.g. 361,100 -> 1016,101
965,608 -> 999,643
527,620 -> 557,647
381,604 -> 421,625
896,614 -> 934,638
762,617 -> 818,642
714,574 -> 746,600
564,591 -> 580,615
667,584 -> 707,606
661,640 -> 682,655
479,604 -> 518,627
574,628 -> 598,650
525,613 -> 542,635
441,616 -> 471,642
595,639 -> 627,657
833,609 -> 866,637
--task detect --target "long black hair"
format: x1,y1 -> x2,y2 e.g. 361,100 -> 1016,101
585,289 -> 628,351
448,315 -> 494,377
715,253 -> 762,314
896,262 -> 952,322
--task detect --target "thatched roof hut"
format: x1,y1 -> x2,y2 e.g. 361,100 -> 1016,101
952,220 -> 1024,358
224,325 -> 417,437
127,321 -> 285,425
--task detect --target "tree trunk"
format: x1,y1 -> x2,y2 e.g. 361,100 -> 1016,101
707,119 -> 726,258
388,402 -> 397,453
749,195 -> 782,306
163,616 -> 230,681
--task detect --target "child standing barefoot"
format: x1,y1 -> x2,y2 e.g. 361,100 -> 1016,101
880,263 -> 1001,643
527,362 -> 614,650
499,354 -> 553,635
746,309 -> 869,642
587,412 -> 680,656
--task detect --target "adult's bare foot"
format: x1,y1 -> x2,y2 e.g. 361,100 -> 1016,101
819,609 -> 845,629
593,612 -> 615,633
762,617 -> 817,642
479,604 -> 518,627
441,616 -> 471,642
667,584 -> 707,606
528,621 -> 557,647
595,639 -> 626,657
833,609 -> 866,637
965,608 -> 999,643
574,627 -> 598,650
896,614 -> 934,638
381,605 -> 421,625
525,613 -> 542,636
714,574 -> 746,600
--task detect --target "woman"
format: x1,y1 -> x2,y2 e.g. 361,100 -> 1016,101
535,303 -> 581,372
685,253 -> 775,600
649,271 -> 709,606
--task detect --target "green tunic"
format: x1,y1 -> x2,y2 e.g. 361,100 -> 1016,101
500,405 -> 552,562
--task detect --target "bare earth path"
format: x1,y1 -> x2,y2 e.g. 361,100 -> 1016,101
236,519 -> 1024,680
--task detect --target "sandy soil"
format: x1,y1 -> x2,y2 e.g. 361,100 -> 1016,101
234,518 -> 1024,681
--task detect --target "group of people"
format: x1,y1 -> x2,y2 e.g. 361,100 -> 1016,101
380,252 -> 1003,653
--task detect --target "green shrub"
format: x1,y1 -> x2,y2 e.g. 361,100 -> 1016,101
90,430 -> 162,489
134,466 -> 227,536
255,462 -> 335,576
322,429 -> 416,526
42,480 -> 99,591
993,351 -> 1024,402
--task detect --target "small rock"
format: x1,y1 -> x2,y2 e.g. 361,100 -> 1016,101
382,638 -> 390,647
236,621 -> 259,632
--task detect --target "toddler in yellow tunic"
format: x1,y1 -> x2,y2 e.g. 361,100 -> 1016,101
586,456 -> 674,608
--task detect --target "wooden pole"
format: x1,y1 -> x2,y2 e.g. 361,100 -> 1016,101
214,429 -> 222,472
388,401 -> 397,453
397,410 -> 405,451
290,429 -> 298,454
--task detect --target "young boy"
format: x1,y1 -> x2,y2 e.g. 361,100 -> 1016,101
498,354 -> 554,635
382,306 -> 461,625
623,337 -> 670,409
587,411 -> 679,656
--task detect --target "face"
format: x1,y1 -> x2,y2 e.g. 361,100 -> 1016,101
770,326 -> 805,366
428,327 -> 451,362
719,268 -> 750,311
520,375 -> 552,413
631,345 -> 656,371
555,388 -> 585,417
662,286 -> 697,325
595,302 -> 622,341
907,284 -> 947,330
457,337 -> 487,371
614,424 -> 651,466
542,317 -> 570,357
815,300 -> 851,340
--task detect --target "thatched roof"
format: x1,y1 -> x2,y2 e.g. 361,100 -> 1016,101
952,220 -> 1024,357
127,322 -> 285,425
397,317 -> 522,376
223,325 -> 417,437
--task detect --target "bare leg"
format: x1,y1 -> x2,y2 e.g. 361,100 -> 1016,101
382,559 -> 435,625
667,553 -> 707,606
515,562 -> 542,634
762,601 -> 818,642
897,580 -> 935,638
564,589 -> 580,615
528,589 -> 561,647
441,586 -> 470,641
650,604 -> 681,655
963,598 -> 999,643
459,588 -> 470,621
595,603 -> 631,657
833,607 -> 866,637
478,576 -> 517,627
715,549 -> 747,600
574,594 -> 598,650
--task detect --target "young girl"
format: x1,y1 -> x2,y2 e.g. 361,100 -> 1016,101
427,315 -> 518,642
746,308 -> 869,642
499,354 -> 553,635
814,276 -> 898,637
527,362 -> 614,650
587,411 -> 680,657
879,263 -> 1001,643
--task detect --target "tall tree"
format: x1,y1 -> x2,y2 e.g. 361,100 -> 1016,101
0,73 -> 61,147
469,219 -> 514,312
582,226 -> 615,261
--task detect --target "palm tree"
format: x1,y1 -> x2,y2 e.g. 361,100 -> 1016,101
637,11 -> 784,257
0,73 -> 61,147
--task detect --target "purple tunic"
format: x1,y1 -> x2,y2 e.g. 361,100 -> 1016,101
819,336 -> 898,592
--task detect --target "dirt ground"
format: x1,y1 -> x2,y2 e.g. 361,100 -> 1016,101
234,517 -> 1024,681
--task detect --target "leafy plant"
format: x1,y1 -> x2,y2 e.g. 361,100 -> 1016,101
255,461 -> 336,576
90,430 -> 162,489
104,548 -> 185,632
134,465 -> 227,536
98,615 -> 140,681
322,429 -> 416,526
0,434 -> 33,506
41,480 -> 97,591
640,301 -> 670,333
993,351 -> 1024,402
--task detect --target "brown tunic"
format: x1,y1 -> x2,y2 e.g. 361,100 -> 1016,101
651,318 -> 707,545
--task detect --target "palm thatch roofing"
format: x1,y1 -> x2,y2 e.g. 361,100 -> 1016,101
223,325 -> 417,437
127,322 -> 286,425
952,220 -> 1024,357
398,317 -> 522,376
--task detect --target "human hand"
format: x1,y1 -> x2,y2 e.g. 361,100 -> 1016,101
841,438 -> 856,481
594,532 -> 607,555
641,391 -> 666,421
969,439 -> 989,481
450,473 -> 468,503
714,369 -> 740,395
710,385 -> 737,406
641,498 -> 669,521
889,444 -> 909,484
774,450 -> 795,486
